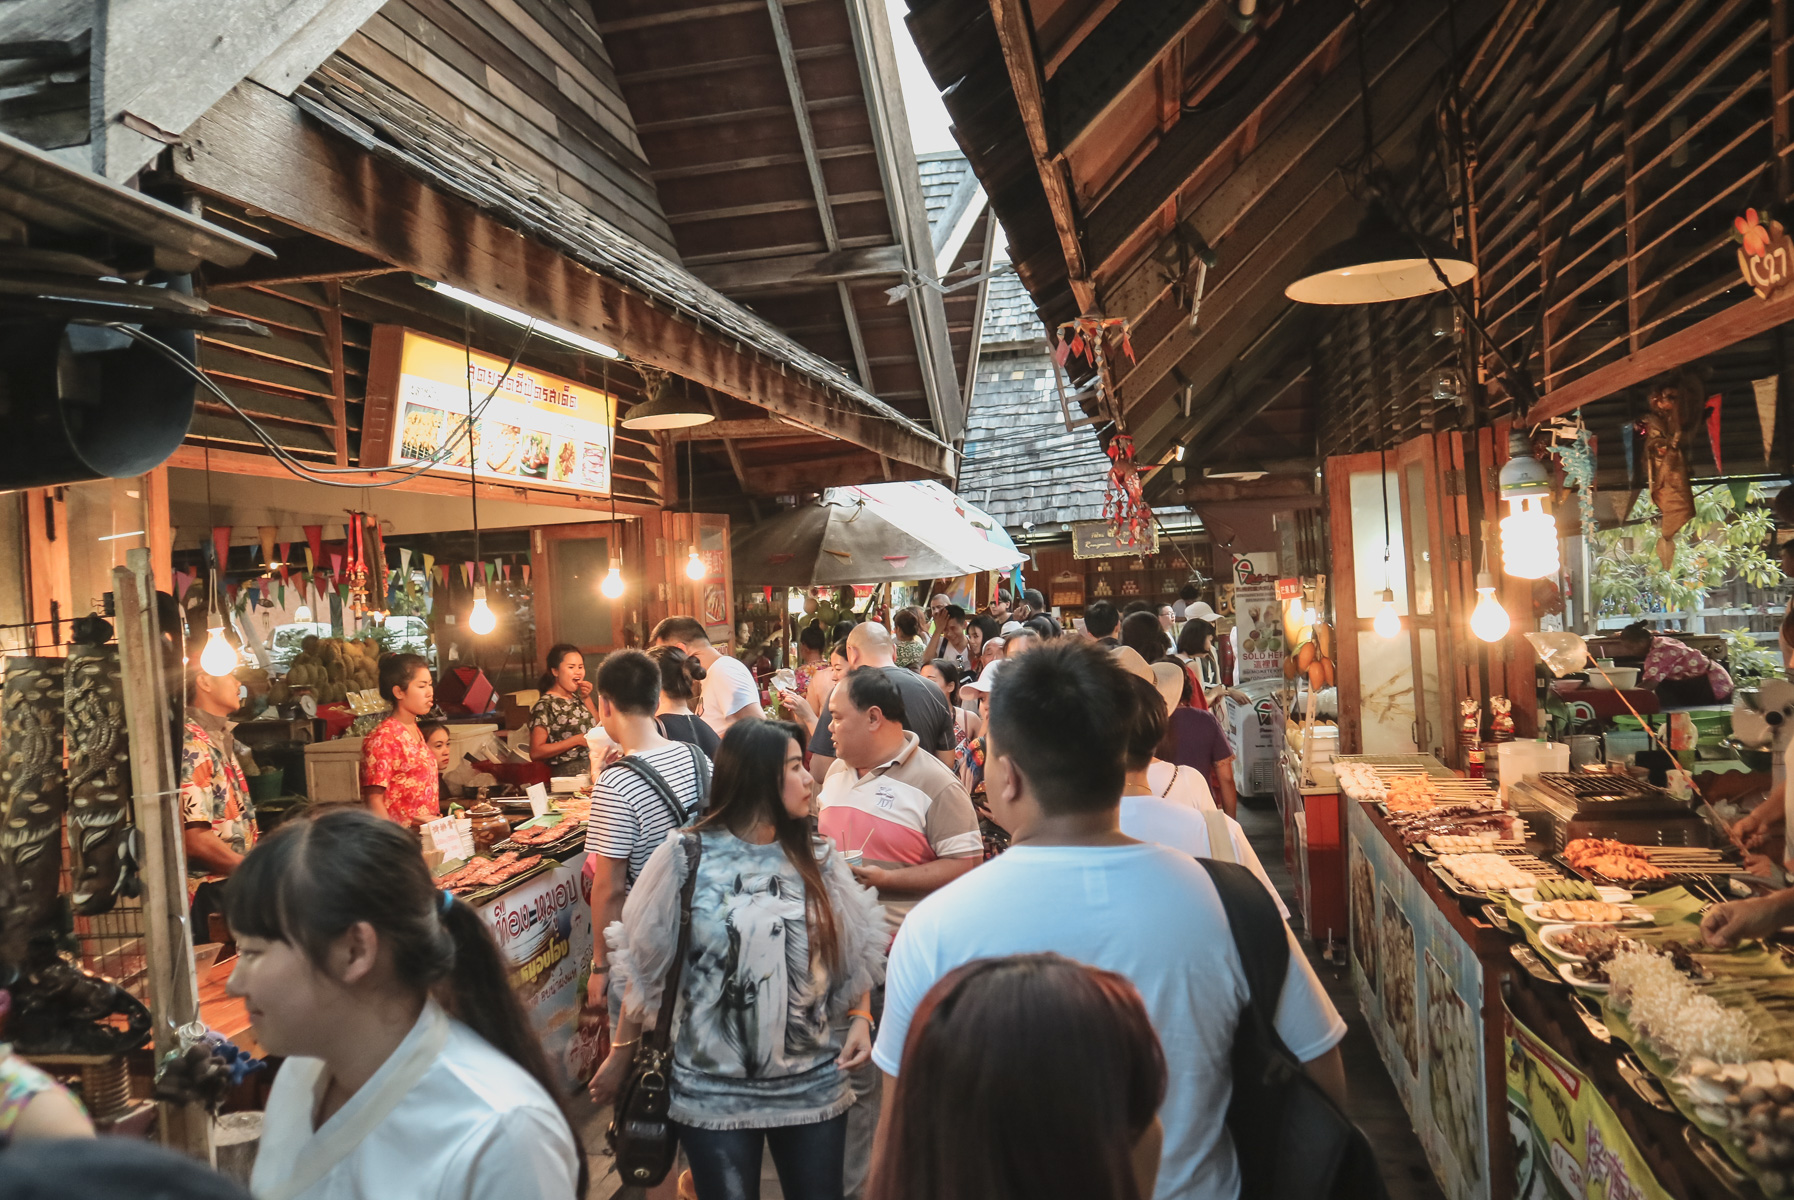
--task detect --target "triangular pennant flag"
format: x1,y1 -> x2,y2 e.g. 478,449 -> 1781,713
422,553 -> 434,585
1621,422 -> 1637,486
212,526 -> 232,573
521,564 -> 530,584
1730,480 -> 1752,509
399,547 -> 412,577
1705,393 -> 1723,474
303,525 -> 323,569
277,540 -> 290,568
277,582 -> 286,609
328,550 -> 343,576
487,560 -> 498,585
501,563 -> 512,581
258,526 -> 277,567
1755,376 -> 1778,462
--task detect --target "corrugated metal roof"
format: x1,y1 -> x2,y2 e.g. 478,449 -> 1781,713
958,346 -> 1111,527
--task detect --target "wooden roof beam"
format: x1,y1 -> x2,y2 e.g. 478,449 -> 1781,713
175,81 -> 952,478
1111,0 -> 1477,408
1083,0 -> 1359,285
669,418 -> 819,441
988,0 -> 1098,315
1048,0 -> 1212,152
666,191 -> 886,225
690,244 -> 907,291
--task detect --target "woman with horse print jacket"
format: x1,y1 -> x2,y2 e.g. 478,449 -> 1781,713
594,719 -> 886,1200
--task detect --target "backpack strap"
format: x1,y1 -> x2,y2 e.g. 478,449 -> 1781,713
604,754 -> 693,829
1202,809 -> 1237,864
1198,858 -> 1291,1047
685,741 -> 712,809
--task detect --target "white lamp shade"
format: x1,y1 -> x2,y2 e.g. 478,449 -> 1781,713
1501,498 -> 1560,579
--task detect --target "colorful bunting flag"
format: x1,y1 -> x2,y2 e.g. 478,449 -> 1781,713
211,526 -> 231,573
1705,393 -> 1723,475
1755,376 -> 1779,463
303,525 -> 323,570
258,526 -> 277,567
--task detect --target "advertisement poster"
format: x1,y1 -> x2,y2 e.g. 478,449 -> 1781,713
384,329 -> 615,495
1507,1012 -> 1670,1199
1231,553 -> 1284,683
476,850 -> 594,1090
1349,803 -> 1490,1200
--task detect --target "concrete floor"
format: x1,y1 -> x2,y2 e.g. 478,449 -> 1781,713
583,796 -> 1446,1200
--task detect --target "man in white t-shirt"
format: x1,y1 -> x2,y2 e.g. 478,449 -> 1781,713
651,615 -> 760,735
873,640 -> 1346,1200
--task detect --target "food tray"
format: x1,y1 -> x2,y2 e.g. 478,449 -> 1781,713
455,857 -> 556,905
1556,847 -> 1740,890
1430,850 -> 1565,899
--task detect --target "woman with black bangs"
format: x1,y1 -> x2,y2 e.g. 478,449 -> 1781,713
226,808 -> 582,1200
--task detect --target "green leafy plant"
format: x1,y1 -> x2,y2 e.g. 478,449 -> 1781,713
1591,485 -> 1780,618
1721,626 -> 1783,688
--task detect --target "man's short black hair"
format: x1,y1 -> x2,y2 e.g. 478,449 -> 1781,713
1083,600 -> 1119,638
1022,588 -> 1047,609
1122,600 -> 1153,616
1617,622 -> 1653,647
597,649 -> 660,715
842,665 -> 908,727
1024,615 -> 1054,639
651,616 -> 708,647
945,604 -> 966,623
987,639 -> 1136,815
1179,582 -> 1202,602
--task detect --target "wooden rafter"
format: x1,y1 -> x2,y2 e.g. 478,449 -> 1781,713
988,0 -> 1097,314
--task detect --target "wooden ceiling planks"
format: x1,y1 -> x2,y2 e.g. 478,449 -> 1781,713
603,0 -> 963,437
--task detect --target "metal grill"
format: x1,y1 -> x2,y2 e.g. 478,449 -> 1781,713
1531,773 -> 1664,802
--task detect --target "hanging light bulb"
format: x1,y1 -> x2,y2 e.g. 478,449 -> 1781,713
467,585 -> 496,635
600,560 -> 625,599
294,604 -> 312,622
1372,589 -> 1401,639
685,544 -> 705,581
1470,573 -> 1510,642
1498,430 -> 1560,579
200,620 -> 237,676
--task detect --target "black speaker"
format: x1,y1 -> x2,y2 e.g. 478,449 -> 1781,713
0,320 -> 197,491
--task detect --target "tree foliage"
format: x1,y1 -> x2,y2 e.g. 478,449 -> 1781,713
1591,484 -> 1778,617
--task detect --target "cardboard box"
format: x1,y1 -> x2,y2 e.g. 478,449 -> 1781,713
498,689 -> 540,730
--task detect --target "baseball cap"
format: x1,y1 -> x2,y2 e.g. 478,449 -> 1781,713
1183,602 -> 1219,623
961,661 -> 1005,695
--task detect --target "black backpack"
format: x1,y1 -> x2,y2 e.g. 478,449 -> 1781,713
1198,859 -> 1388,1200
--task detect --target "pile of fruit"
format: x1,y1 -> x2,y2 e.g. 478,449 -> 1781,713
1282,622 -> 1336,691
270,636 -> 382,706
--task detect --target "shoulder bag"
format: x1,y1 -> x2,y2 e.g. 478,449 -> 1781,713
607,742 -> 712,820
1197,858 -> 1387,1200
607,831 -> 702,1187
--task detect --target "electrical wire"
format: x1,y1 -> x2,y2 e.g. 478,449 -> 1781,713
107,320 -> 537,489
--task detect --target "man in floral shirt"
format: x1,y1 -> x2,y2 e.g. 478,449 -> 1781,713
180,663 -> 255,934
1617,622 -> 1735,706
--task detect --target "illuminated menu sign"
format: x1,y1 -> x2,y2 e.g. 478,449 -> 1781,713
373,328 -> 615,494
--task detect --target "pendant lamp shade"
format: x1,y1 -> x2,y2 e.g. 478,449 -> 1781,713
1285,205 -> 1477,305
619,376 -> 715,431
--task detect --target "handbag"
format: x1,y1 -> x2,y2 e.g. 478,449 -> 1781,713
1197,859 -> 1387,1200
606,831 -> 702,1187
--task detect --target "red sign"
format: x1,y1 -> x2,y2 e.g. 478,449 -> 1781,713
1736,209 -> 1794,300
1276,578 -> 1302,601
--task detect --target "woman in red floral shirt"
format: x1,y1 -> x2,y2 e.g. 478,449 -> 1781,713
360,653 -> 441,829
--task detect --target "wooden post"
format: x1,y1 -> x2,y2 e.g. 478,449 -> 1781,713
113,548 -> 212,1161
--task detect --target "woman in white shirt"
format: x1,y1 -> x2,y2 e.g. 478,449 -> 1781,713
226,808 -> 582,1200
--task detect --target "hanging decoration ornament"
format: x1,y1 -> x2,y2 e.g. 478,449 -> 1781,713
1639,372 -> 1702,568
1102,434 -> 1153,550
342,511 -> 371,615
1544,417 -> 1598,547
1053,315 -> 1134,374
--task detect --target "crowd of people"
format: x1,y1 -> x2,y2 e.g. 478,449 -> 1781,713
115,585 -> 1357,1200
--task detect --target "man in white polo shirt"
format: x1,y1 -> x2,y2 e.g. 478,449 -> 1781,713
819,665 -> 981,1198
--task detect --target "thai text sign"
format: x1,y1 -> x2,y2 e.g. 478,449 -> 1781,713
376,328 -> 615,494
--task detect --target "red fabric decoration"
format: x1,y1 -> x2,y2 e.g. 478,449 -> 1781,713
1705,393 -> 1723,474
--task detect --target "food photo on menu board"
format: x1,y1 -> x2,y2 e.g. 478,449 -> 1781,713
380,329 -> 615,495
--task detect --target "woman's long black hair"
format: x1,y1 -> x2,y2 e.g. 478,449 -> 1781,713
225,809 -> 586,1196
692,719 -> 841,969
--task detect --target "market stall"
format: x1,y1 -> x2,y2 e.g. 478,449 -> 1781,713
1336,749 -> 1794,1199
